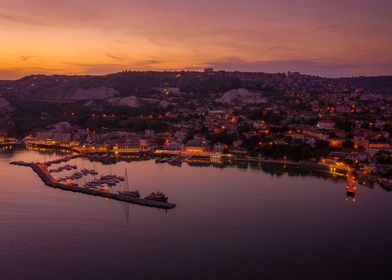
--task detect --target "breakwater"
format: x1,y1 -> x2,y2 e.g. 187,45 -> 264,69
10,161 -> 176,210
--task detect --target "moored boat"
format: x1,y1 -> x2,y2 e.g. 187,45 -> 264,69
145,191 -> 168,203
118,168 -> 140,198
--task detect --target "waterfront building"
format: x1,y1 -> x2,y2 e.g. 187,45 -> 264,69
116,135 -> 147,153
213,142 -> 224,152
183,140 -> 208,153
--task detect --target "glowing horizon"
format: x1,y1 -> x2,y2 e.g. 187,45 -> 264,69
1,0 -> 391,80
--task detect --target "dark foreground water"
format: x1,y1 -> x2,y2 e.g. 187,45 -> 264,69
0,148 -> 391,280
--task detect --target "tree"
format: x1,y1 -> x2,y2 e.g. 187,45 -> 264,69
343,140 -> 354,148
374,151 -> 392,164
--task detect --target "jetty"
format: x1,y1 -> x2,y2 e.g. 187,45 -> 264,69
10,161 -> 176,210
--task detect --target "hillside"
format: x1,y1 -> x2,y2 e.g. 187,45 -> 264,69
1,72 -> 391,104
0,71 -> 392,103
338,76 -> 392,95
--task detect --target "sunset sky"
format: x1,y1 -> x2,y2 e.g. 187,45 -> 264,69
1,0 -> 391,79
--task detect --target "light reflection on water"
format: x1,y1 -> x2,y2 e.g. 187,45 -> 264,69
0,148 -> 391,280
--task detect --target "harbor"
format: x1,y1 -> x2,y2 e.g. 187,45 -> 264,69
10,159 -> 176,210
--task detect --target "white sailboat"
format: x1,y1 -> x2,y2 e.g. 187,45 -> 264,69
118,168 -> 140,198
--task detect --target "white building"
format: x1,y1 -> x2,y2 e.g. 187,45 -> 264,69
53,122 -> 72,132
317,120 -> 336,130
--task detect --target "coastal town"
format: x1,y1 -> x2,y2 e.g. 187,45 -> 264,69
0,71 -> 391,193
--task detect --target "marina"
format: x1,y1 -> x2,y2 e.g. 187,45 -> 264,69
10,159 -> 176,210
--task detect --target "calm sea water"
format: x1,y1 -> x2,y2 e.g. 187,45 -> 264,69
0,148 -> 391,280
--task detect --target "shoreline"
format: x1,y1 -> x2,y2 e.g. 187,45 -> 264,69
5,142 -> 344,177
233,157 -> 335,175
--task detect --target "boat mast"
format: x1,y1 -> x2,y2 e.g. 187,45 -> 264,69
125,168 -> 129,192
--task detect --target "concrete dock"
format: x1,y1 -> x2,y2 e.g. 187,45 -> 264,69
10,161 -> 176,210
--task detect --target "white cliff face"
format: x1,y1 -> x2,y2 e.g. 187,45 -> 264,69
215,88 -> 267,104
67,87 -> 118,101
108,96 -> 141,108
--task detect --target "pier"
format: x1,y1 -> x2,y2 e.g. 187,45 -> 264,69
10,161 -> 176,210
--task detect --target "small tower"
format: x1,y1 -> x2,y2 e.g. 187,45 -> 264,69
346,172 -> 357,202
